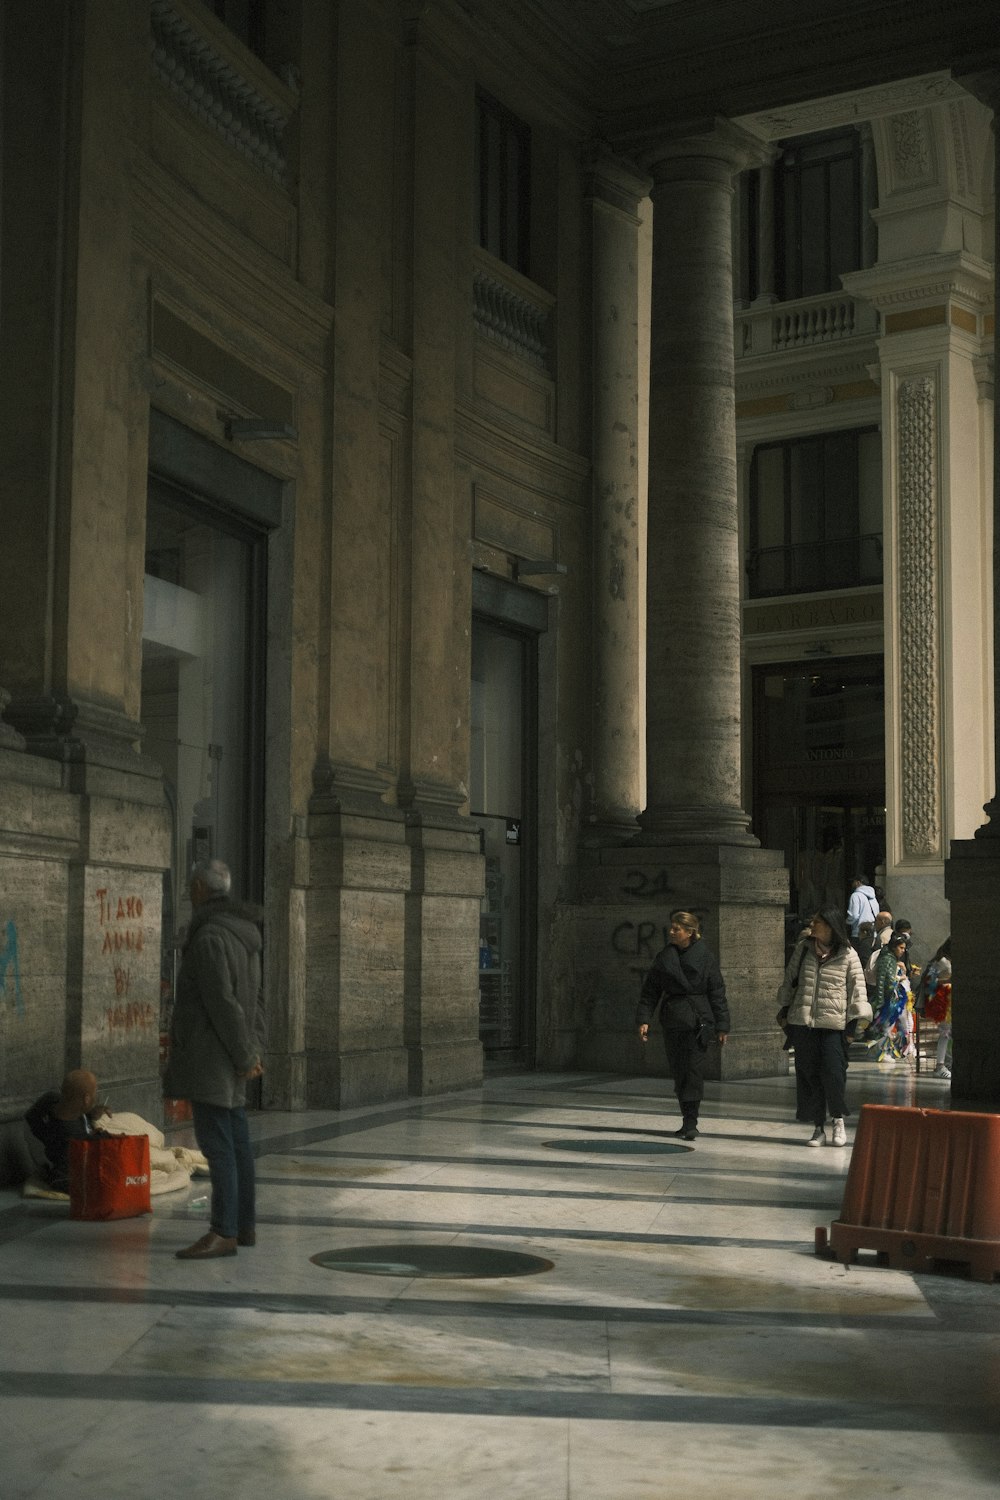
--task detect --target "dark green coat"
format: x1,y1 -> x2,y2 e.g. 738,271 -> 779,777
164,898 -> 266,1108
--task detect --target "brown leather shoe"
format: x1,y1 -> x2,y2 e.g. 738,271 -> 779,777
236,1228 -> 256,1247
175,1231 -> 237,1260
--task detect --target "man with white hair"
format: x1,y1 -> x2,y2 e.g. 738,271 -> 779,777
165,859 -> 266,1260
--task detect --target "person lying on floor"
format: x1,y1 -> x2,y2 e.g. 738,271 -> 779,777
24,1070 -> 111,1193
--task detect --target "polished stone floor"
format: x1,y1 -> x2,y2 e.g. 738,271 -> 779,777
2,1061 -> 998,1499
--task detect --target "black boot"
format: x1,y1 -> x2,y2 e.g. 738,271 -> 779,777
673,1112 -> 699,1142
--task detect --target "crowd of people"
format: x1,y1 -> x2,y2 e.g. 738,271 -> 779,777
27,872 -> 953,1227
635,879 -> 953,1153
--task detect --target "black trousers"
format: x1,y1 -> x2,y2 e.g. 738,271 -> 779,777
663,1028 -> 708,1117
788,1025 -> 848,1125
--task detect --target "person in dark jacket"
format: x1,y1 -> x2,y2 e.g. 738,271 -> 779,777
165,858 -> 266,1261
635,910 -> 730,1141
25,1070 -> 110,1192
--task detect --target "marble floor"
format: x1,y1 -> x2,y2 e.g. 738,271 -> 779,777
2,1061 -> 998,1499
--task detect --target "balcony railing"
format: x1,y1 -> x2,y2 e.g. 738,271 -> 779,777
737,292 -> 878,359
745,534 -> 883,598
472,249 -> 554,372
149,0 -> 297,183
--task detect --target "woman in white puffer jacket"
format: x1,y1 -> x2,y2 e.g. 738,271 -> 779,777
777,906 -> 872,1148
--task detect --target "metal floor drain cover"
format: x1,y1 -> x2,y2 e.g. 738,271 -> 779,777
542,1138 -> 692,1154
310,1244 -> 554,1278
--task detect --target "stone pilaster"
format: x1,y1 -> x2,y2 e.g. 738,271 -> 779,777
397,15 -> 483,1096
304,765 -> 411,1108
843,248 -> 994,948
583,146 -> 650,841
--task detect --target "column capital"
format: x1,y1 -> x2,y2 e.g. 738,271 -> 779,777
643,118 -> 771,185
582,141 -> 652,216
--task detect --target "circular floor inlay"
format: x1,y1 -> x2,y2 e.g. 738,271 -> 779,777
542,1138 -> 692,1154
310,1244 -> 554,1279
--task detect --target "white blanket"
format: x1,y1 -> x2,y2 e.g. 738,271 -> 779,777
22,1112 -> 209,1200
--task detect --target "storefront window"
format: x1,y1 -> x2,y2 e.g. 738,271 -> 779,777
141,484 -> 266,1059
471,622 -> 532,1057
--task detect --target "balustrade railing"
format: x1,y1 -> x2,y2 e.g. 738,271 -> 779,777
149,0 -> 297,183
737,292 -> 877,358
473,251 -> 554,372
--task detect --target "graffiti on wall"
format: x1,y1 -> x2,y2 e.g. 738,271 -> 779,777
0,917 -> 24,1015
96,887 -> 156,1035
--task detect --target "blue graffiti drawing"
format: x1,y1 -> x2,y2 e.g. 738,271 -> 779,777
0,918 -> 24,1016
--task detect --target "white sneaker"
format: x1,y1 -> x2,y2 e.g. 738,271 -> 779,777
830,1118 -> 847,1147
807,1126 -> 826,1147
933,1064 -> 952,1080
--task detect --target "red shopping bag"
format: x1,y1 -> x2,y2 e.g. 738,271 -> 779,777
68,1134 -> 152,1220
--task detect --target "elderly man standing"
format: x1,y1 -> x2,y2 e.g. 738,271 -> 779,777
165,858 -> 266,1261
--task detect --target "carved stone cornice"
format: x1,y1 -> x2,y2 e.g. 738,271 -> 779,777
736,71 -> 967,141
842,252 -> 994,313
736,348 -> 879,402
2,696 -> 163,785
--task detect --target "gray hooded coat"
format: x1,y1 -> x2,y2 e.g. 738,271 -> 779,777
164,897 -> 266,1109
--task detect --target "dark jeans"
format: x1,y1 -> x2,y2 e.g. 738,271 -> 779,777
789,1025 -> 847,1126
663,1028 -> 708,1119
191,1102 -> 255,1240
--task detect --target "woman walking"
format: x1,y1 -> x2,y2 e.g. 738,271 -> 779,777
636,910 -> 729,1142
777,907 -> 871,1147
868,932 -> 914,1063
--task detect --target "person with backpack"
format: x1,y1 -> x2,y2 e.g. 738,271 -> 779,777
846,877 -> 879,938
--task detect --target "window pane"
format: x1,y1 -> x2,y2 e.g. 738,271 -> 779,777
477,93 -> 530,275
823,431 -> 859,539
142,497 -> 257,902
754,448 -> 785,550
828,157 -> 860,282
747,429 -> 881,598
798,166 -> 828,296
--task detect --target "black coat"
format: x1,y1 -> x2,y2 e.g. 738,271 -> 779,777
164,897 -> 266,1109
635,937 -> 730,1034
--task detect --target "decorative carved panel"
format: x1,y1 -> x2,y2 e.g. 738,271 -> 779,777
896,374 -> 940,859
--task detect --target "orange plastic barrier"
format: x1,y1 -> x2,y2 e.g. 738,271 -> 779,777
823,1103 -> 1000,1282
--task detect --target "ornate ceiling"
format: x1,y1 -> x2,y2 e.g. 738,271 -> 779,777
464,0 -> 1000,152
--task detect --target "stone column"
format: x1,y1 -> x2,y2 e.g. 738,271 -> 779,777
641,123 -> 762,847
573,122 -> 787,1084
583,146 -> 650,840
944,67 -> 1000,1108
